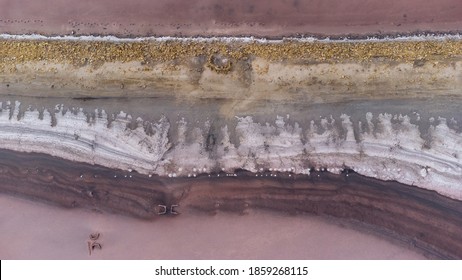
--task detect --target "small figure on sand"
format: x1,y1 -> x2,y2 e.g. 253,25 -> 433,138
87,232 -> 102,256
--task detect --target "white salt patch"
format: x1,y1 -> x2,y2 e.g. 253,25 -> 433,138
0,101 -> 461,199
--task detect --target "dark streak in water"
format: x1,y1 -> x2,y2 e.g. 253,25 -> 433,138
0,149 -> 461,259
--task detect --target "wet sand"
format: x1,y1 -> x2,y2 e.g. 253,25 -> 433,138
0,194 -> 425,259
1,0 -> 462,37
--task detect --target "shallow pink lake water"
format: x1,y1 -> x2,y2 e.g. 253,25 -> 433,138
0,194 -> 424,259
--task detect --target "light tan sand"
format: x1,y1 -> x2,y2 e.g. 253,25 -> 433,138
0,194 -> 424,260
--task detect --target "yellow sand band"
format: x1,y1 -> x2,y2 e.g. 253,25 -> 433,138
1,39 -> 462,69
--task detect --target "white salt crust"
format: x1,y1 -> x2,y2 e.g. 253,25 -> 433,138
1,33 -> 462,43
0,101 -> 461,200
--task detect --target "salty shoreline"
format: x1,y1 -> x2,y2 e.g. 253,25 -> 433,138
1,149 -> 461,258
1,97 -> 461,200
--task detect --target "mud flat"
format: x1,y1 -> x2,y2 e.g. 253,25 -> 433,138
1,35 -> 462,258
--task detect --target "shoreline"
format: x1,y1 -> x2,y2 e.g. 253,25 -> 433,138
0,148 -> 461,258
1,97 -> 461,200
2,33 -> 462,43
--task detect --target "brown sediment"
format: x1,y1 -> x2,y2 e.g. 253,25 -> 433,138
1,0 -> 462,37
1,149 -> 461,259
2,38 -> 462,104
1,39 -> 462,68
